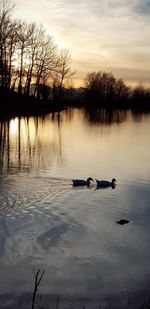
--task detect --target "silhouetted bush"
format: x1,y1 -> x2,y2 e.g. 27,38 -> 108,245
84,71 -> 130,105
84,71 -> 150,110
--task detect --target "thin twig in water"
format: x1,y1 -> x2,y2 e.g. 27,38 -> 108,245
32,267 -> 45,309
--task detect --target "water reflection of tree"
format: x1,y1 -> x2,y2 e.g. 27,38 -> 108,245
84,107 -> 130,125
0,121 -> 6,173
131,110 -> 150,122
61,107 -> 74,122
49,112 -> 64,163
0,115 -> 64,174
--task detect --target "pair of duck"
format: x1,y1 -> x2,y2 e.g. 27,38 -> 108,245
72,177 -> 117,188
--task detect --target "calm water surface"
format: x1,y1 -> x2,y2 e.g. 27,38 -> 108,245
0,108 -> 150,308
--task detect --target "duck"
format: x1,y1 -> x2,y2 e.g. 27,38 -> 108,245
72,177 -> 93,187
96,178 -> 117,188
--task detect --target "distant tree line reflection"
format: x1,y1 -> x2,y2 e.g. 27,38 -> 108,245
83,107 -> 129,125
0,108 -> 148,174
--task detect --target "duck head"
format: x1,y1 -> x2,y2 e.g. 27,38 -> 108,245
87,177 -> 94,186
111,178 -> 117,188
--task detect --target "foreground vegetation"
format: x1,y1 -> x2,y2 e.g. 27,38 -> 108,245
28,269 -> 150,309
29,269 -> 150,309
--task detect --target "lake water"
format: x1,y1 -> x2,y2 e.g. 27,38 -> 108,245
0,107 -> 150,308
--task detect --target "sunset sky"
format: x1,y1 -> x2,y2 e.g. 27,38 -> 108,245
14,0 -> 150,87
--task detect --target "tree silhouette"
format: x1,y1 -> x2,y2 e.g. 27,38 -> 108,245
85,71 -> 129,105
0,0 -> 15,88
0,0 -> 74,102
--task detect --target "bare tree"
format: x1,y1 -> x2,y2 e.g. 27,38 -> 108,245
85,71 -> 102,96
17,21 -> 34,94
0,1 -> 74,103
51,48 -> 74,101
58,49 -> 72,89
7,20 -> 20,89
0,0 -> 15,87
33,34 -> 57,99
115,78 -> 130,100
85,70 -> 129,103
24,24 -> 43,96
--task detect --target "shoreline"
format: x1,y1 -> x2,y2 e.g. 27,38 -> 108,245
0,88 -> 65,119
1,88 -> 150,120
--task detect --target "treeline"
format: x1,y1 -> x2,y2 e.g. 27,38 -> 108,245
84,71 -> 150,109
1,0 -> 150,112
0,0 -> 73,101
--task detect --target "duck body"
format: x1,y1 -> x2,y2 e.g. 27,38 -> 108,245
96,178 -> 117,188
72,177 -> 93,187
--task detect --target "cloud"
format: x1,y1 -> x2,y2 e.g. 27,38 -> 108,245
135,0 -> 150,15
14,0 -> 150,86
